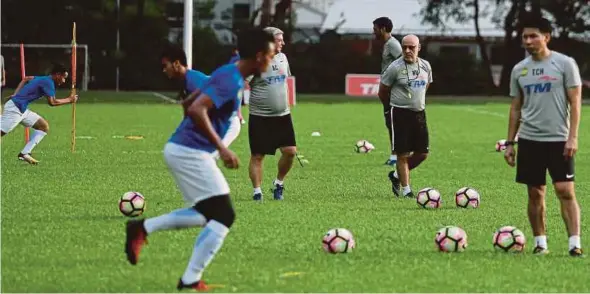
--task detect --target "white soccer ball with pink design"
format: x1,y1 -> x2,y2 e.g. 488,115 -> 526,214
322,228 -> 355,253
495,139 -> 507,152
355,140 -> 375,153
417,187 -> 442,209
119,191 -> 146,217
455,187 -> 480,208
493,226 -> 526,253
435,226 -> 468,252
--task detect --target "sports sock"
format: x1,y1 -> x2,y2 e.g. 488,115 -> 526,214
534,235 -> 548,249
143,208 -> 206,234
181,220 -> 229,284
253,187 -> 262,195
393,171 -> 399,179
402,185 -> 411,195
274,179 -> 284,186
389,154 -> 397,162
569,235 -> 581,250
21,130 -> 47,154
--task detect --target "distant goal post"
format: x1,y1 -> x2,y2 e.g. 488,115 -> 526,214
1,43 -> 90,91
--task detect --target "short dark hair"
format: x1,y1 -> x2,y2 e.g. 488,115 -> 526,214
236,28 -> 274,59
161,45 -> 188,66
50,63 -> 67,75
521,16 -> 552,34
373,17 -> 393,33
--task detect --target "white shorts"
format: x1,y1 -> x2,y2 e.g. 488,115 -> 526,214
164,142 -> 230,206
1,100 -> 41,133
213,115 -> 241,159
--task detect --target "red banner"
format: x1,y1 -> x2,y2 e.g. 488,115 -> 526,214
345,74 -> 381,97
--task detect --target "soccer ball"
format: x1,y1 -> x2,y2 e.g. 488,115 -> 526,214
493,226 -> 526,253
495,139 -> 507,152
119,191 -> 146,217
455,187 -> 480,208
435,226 -> 468,252
355,140 -> 375,153
417,187 -> 441,209
322,228 -> 355,254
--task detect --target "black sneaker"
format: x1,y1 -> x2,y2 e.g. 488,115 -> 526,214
403,191 -> 415,198
569,247 -> 584,257
388,171 -> 400,196
272,183 -> 284,200
253,193 -> 263,201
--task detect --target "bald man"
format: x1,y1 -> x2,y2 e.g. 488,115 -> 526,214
378,34 -> 433,198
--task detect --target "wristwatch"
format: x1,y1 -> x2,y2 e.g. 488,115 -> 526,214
505,140 -> 516,146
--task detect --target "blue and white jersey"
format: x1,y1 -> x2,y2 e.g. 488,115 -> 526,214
10,76 -> 56,112
169,64 -> 244,152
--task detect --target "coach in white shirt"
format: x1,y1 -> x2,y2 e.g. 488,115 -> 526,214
247,27 -> 297,202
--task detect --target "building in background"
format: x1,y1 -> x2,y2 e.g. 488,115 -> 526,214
166,0 -> 335,45
320,0 -> 506,85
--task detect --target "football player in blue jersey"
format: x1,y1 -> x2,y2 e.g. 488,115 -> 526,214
124,28 -> 275,291
1,64 -> 78,164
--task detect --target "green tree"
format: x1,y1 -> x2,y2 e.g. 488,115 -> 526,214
421,0 -> 496,89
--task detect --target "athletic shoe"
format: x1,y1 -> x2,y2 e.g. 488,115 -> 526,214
125,219 -> 148,265
532,246 -> 550,255
272,183 -> 284,200
177,279 -> 209,292
18,153 -> 39,165
569,247 -> 584,257
388,171 -> 400,196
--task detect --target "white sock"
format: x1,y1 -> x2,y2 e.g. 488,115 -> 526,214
21,130 -> 47,154
569,235 -> 581,250
389,154 -> 397,161
181,220 -> 229,284
534,235 -> 548,249
402,185 -> 411,195
253,187 -> 262,195
274,179 -> 284,186
144,208 -> 206,234
393,171 -> 399,179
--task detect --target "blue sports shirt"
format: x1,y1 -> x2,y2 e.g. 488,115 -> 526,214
185,69 -> 209,93
169,64 -> 244,152
10,76 -> 56,112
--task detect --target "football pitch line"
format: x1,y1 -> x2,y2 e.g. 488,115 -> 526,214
461,107 -> 507,118
148,91 -> 178,103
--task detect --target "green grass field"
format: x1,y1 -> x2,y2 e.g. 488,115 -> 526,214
2,92 -> 589,292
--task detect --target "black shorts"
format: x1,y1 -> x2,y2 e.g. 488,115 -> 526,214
385,107 -> 429,154
248,114 -> 296,155
516,138 -> 575,186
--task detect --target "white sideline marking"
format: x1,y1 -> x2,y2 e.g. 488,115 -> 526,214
122,150 -> 163,154
463,107 -> 506,118
149,92 -> 179,104
75,136 -> 95,139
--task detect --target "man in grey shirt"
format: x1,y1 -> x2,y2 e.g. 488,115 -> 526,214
504,17 -> 583,257
248,27 -> 297,202
373,17 -> 402,166
378,34 -> 432,198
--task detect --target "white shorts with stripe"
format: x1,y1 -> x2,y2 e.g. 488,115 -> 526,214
1,100 -> 41,133
164,142 -> 230,206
